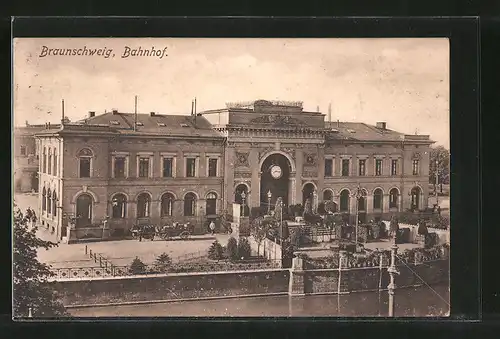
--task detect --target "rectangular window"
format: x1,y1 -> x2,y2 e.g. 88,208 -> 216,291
341,159 -> 350,177
138,157 -> 150,178
391,159 -> 398,176
208,158 -> 218,177
412,160 -> 420,175
79,158 -> 91,178
358,160 -> 366,176
20,146 -> 26,156
186,158 -> 196,177
53,154 -> 58,176
324,159 -> 333,177
47,155 -> 52,175
375,159 -> 383,176
162,158 -> 173,177
114,157 -> 126,178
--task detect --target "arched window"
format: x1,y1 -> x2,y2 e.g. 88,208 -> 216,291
112,194 -> 127,218
78,148 -> 93,178
340,189 -> 350,212
410,186 -> 421,210
389,188 -> 399,209
76,194 -> 93,227
52,190 -> 57,217
373,188 -> 383,210
323,190 -> 333,201
42,187 -> 46,211
47,190 -> 52,215
206,192 -> 217,216
137,193 -> 151,218
184,193 -> 196,216
53,148 -> 58,176
357,190 -> 367,212
161,193 -> 175,217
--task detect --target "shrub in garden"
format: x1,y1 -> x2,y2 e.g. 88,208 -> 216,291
154,253 -> 172,273
208,240 -> 224,260
225,237 -> 239,261
129,257 -> 147,275
237,237 -> 251,260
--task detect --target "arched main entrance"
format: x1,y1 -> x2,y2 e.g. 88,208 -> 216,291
260,153 -> 292,210
410,186 -> 421,210
76,194 -> 93,227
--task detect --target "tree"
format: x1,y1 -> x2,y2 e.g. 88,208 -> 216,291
154,253 -> 172,273
129,257 -> 147,275
237,238 -> 251,259
208,240 -> 224,260
13,204 -> 68,318
250,217 -> 269,256
225,237 -> 239,261
429,146 -> 450,192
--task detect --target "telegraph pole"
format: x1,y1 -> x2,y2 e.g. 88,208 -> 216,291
435,159 -> 439,207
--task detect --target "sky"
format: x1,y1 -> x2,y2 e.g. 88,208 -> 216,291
13,38 -> 449,148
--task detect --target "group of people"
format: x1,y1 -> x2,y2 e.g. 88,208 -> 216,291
25,207 -> 37,228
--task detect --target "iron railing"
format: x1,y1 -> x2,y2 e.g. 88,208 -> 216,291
50,259 -> 283,280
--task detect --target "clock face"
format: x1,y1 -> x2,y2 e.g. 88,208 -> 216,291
270,165 -> 282,179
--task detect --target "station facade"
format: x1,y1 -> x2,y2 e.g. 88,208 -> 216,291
33,100 -> 433,242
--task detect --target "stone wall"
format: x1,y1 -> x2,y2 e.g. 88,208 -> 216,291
55,269 -> 290,306
296,259 -> 449,295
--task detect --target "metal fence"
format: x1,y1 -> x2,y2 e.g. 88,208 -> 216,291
50,259 -> 283,280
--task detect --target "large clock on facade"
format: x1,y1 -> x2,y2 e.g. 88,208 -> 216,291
270,165 -> 283,179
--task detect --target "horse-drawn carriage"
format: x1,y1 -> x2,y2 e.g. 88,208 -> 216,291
130,222 -> 195,241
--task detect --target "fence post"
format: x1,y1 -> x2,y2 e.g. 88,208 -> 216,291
85,245 -> 88,255
99,256 -> 102,267
89,249 -> 92,257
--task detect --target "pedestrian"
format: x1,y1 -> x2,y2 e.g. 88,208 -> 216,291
437,205 -> 441,215
209,220 -> 216,235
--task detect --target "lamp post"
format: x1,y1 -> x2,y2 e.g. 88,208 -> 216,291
313,189 -> 318,214
267,190 -> 272,215
351,185 -> 364,252
387,241 -> 399,317
240,191 -> 246,217
435,159 -> 439,207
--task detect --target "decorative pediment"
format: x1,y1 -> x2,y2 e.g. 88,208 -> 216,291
235,152 -> 249,167
250,114 -> 303,126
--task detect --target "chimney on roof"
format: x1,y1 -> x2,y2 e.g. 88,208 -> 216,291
89,111 -> 96,118
25,120 -> 29,127
112,109 -> 118,115
376,122 -> 387,130
150,112 -> 155,117
48,122 -> 51,129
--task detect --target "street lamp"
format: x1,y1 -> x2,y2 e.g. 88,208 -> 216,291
350,185 -> 364,252
240,191 -> 246,217
267,190 -> 272,215
313,189 -> 318,214
387,242 -> 400,317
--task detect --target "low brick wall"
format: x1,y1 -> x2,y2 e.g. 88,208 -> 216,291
300,259 -> 449,295
55,269 -> 290,307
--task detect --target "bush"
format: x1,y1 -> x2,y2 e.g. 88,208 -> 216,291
154,253 -> 172,272
225,237 -> 239,261
250,206 -> 266,221
237,238 -> 251,259
129,257 -> 147,275
208,240 -> 224,260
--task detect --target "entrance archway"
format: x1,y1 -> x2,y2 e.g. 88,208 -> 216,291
76,194 -> 93,227
410,186 -> 421,210
302,183 -> 316,205
260,153 -> 292,210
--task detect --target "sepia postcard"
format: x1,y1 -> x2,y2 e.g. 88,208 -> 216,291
12,37 -> 450,318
